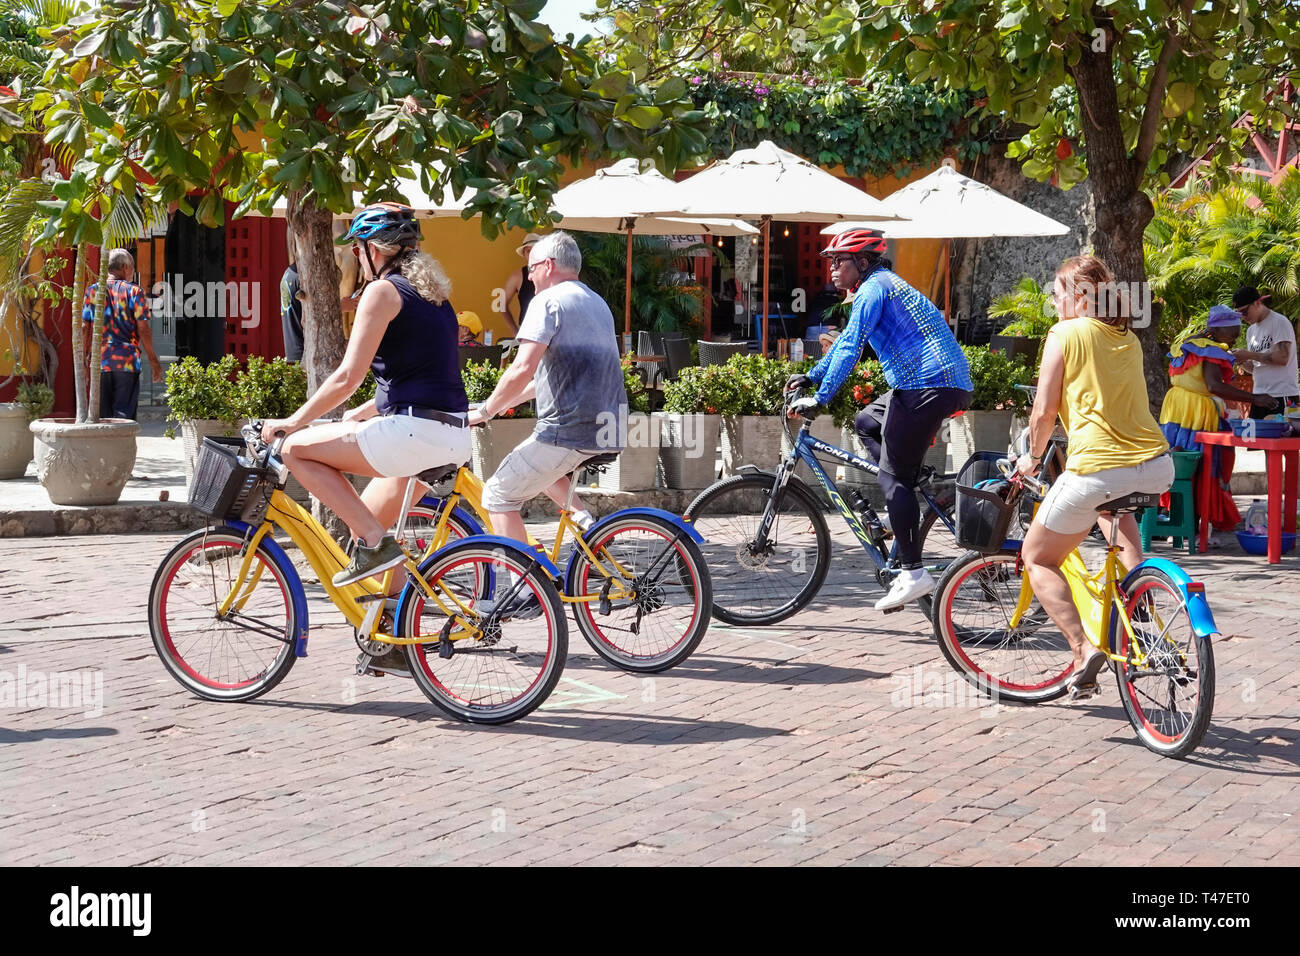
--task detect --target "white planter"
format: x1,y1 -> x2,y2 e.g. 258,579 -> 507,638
181,418 -> 244,483
30,417 -> 140,506
838,426 -> 876,488
0,403 -> 33,479
948,409 -> 1016,471
471,417 -> 537,480
721,415 -> 783,478
598,422 -> 659,491
658,412 -> 721,489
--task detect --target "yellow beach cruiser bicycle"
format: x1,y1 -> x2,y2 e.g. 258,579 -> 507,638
148,423 -> 567,724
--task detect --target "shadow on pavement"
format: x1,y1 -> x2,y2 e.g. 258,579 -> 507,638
665,654 -> 889,684
0,726 -> 117,743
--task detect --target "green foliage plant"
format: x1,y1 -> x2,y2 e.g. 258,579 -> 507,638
962,345 -> 1035,412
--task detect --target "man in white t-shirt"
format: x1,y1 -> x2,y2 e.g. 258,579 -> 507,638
1233,286 -> 1297,420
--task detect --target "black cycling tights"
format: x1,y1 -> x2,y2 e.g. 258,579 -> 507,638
854,387 -> 972,568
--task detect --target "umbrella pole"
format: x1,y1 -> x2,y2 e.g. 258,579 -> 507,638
945,238 -> 952,330
624,224 -> 633,354
761,216 -> 770,356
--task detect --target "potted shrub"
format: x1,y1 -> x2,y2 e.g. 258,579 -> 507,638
947,346 -> 1035,467
658,364 -> 729,489
0,377 -> 55,479
164,355 -> 242,481
464,358 -> 536,480
988,277 -> 1055,365
595,355 -> 658,492
720,353 -> 788,477
236,355 -> 321,500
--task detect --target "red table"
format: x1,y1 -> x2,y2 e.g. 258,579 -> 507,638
1194,431 -> 1300,563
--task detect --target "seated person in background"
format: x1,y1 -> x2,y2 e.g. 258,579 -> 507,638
1159,305 -> 1281,541
457,310 -> 485,345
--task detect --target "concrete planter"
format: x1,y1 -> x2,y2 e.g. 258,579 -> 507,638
471,417 -> 536,480
948,409 -> 1016,469
181,418 -> 244,483
0,403 -> 33,479
597,416 -> 659,491
30,417 -> 140,506
721,415 -> 783,478
839,426 -> 876,488
658,412 -> 721,489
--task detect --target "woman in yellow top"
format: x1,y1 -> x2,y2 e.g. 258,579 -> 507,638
1159,305 -> 1280,536
1017,255 -> 1174,698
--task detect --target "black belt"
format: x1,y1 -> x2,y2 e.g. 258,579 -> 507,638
390,405 -> 467,428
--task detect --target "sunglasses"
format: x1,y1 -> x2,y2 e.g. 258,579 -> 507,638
527,258 -> 553,274
828,256 -> 856,268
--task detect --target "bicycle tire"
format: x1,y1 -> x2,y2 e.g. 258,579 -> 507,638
931,549 -> 1074,703
399,539 -> 567,724
569,513 -> 713,672
148,527 -> 298,702
685,472 -> 832,626
1112,566 -> 1215,758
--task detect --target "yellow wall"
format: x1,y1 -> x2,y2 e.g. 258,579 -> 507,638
416,157 -> 952,338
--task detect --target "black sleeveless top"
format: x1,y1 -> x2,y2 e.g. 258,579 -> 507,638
517,266 -> 536,321
370,273 -> 468,415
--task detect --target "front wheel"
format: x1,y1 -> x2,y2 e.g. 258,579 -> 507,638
568,514 -> 712,672
399,539 -> 567,724
1113,567 -> 1215,758
685,473 -> 831,626
931,550 -> 1074,703
148,527 -> 299,702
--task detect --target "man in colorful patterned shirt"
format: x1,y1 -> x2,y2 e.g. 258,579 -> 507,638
81,248 -> 162,420
787,228 -> 973,611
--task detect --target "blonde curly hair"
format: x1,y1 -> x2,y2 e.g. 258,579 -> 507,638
368,241 -> 452,305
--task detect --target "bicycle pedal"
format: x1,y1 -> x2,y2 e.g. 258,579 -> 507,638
881,604 -> 905,615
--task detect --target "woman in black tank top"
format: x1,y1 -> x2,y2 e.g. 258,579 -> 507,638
259,203 -> 469,586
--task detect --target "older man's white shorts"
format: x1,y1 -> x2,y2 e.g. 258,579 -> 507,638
354,413 -> 470,478
1036,453 -> 1175,535
482,432 -> 601,513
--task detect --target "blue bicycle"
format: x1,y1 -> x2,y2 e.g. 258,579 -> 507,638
685,389 -> 960,625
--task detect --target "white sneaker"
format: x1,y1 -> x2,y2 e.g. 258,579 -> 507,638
875,568 -> 935,611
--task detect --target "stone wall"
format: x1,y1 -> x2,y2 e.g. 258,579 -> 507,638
951,146 -> 1096,335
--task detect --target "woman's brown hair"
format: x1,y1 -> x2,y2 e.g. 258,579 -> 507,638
1056,255 -> 1129,329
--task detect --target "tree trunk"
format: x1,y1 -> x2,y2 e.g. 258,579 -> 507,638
69,243 -> 88,424
286,190 -> 351,544
87,245 -> 110,423
1071,32 -> 1165,416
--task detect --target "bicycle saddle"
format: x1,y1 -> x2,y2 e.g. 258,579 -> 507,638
1096,491 -> 1159,514
580,452 -> 620,470
417,463 -> 461,485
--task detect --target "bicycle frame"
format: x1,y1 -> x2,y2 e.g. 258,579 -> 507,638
212,488 -> 502,655
415,467 -> 702,607
754,416 -> 957,573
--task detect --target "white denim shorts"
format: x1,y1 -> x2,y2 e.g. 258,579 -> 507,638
1036,453 -> 1175,535
354,412 -> 470,478
481,432 -> 602,513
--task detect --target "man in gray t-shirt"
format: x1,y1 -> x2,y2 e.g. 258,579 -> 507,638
472,231 -> 628,546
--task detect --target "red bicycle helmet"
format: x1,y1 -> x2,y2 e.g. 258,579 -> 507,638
821,228 -> 887,258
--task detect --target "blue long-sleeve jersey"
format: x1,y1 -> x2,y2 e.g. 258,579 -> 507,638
809,268 -> 972,404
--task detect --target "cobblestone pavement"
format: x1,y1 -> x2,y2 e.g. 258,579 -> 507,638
0,524 -> 1296,866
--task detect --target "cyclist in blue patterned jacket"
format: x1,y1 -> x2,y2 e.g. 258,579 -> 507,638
787,228 -> 973,611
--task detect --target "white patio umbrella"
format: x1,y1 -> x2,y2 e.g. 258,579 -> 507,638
822,163 -> 1070,323
634,140 -> 905,354
549,158 -> 757,346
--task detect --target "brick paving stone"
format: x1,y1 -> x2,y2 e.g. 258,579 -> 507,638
2,529 -> 1299,865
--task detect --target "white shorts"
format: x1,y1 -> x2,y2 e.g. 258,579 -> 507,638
354,412 -> 470,478
481,432 -> 601,513
1036,454 -> 1175,535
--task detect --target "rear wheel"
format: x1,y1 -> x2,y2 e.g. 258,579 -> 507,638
148,528 -> 298,702
931,549 -> 1074,703
1113,567 -> 1214,758
685,473 -> 831,626
568,514 -> 712,672
399,539 -> 566,724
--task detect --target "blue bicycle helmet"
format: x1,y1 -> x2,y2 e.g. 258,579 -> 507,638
336,202 -> 421,247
